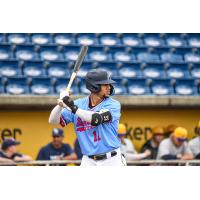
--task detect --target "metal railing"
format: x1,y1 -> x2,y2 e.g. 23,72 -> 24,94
0,160 -> 200,166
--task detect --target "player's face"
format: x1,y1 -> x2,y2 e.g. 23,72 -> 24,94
99,84 -> 111,97
8,145 -> 17,154
52,136 -> 63,147
154,134 -> 165,144
173,137 -> 184,147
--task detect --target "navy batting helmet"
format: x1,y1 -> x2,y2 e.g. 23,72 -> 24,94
85,69 -> 116,95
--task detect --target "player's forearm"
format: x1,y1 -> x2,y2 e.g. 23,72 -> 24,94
49,105 -> 63,124
181,153 -> 194,160
125,153 -> 149,161
76,108 -> 94,122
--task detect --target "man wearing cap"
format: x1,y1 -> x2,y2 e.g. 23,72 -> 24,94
0,138 -> 32,164
157,127 -> 193,160
118,123 -> 151,161
36,128 -> 77,161
140,126 -> 166,159
189,121 -> 200,159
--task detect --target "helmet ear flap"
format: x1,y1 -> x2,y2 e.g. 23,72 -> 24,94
110,84 -> 115,95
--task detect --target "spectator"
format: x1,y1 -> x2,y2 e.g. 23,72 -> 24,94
0,138 -> 32,164
157,127 -> 193,160
74,138 -> 83,160
140,126 -> 165,159
118,123 -> 151,161
189,120 -> 200,159
36,128 -> 77,161
165,124 -> 177,138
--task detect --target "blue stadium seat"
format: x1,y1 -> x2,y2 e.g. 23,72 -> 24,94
127,78 -> 150,95
99,34 -> 120,46
0,77 -> 4,93
0,60 -> 20,77
64,46 -> 82,61
142,63 -> 165,78
77,33 -> 98,46
77,62 -> 94,78
166,64 -> 190,79
88,46 -> 111,62
54,34 -> 75,46
112,78 -> 127,95
96,62 -> 119,78
121,34 -> 143,47
7,33 -> 29,45
0,34 -> 5,43
174,79 -> 197,95
110,47 -> 135,62
187,34 -> 200,48
184,53 -> 200,63
30,77 -> 53,95
31,34 -> 52,45
166,37 -> 186,47
190,64 -> 200,78
151,79 -> 173,95
0,45 -> 13,60
54,78 -> 79,94
15,45 -> 38,61
47,61 -> 70,78
118,63 -> 142,78
78,78 -> 90,95
23,61 -> 46,77
137,52 -> 160,63
5,77 -> 29,95
144,37 -> 165,47
161,52 -> 183,63
39,45 -> 63,61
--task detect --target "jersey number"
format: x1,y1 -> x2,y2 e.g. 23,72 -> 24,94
93,131 -> 101,142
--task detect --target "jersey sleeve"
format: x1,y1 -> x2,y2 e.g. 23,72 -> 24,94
60,108 -> 74,127
157,141 -> 171,159
36,148 -> 48,160
64,144 -> 73,156
102,100 -> 121,122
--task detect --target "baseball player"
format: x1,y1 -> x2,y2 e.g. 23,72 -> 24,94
118,123 -> 151,161
49,69 -> 126,166
157,127 -> 193,160
189,120 -> 200,159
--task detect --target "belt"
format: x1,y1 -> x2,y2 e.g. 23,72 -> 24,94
88,150 -> 117,161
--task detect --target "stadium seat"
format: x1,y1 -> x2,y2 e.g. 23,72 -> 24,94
166,64 -> 190,79
151,79 -> 173,95
137,52 -> 160,63
144,37 -> 164,47
0,60 -> 21,77
64,45 -> 82,61
0,34 -> 5,43
23,61 -> 46,77
31,34 -> 52,45
87,46 -> 111,62
54,33 -> 75,46
174,79 -> 197,95
0,44 -> 13,60
187,34 -> 200,48
39,45 -> 63,61
166,37 -> 186,47
142,63 -> 165,78
184,53 -> 200,63
78,78 -> 91,95
99,33 -> 120,46
190,64 -> 200,78
121,34 -> 143,47
0,77 -> 4,93
161,52 -> 183,63
54,77 -> 79,94
47,61 -> 70,78
96,62 -> 119,78
112,78 -> 127,95
15,45 -> 38,61
127,78 -> 150,95
5,77 -> 29,95
118,63 -> 142,78
30,77 -> 54,95
7,33 -> 29,45
76,33 -> 98,46
77,62 -> 94,78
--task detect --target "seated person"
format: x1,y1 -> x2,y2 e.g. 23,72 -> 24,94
36,128 -> 77,161
74,138 -> 83,160
189,120 -> 200,159
0,138 -> 32,164
157,127 -> 193,160
140,126 -> 165,159
118,123 -> 151,161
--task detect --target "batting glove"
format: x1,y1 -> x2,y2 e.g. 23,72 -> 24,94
62,96 -> 78,114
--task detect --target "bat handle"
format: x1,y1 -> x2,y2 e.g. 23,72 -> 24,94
66,72 -> 77,92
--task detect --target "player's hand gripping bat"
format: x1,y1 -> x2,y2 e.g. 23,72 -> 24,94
58,46 -> 88,107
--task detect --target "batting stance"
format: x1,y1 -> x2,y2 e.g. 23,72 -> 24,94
49,69 -> 126,166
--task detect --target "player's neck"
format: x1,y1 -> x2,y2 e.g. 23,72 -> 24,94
89,93 -> 104,107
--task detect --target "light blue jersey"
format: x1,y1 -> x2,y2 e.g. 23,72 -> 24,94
60,96 -> 121,156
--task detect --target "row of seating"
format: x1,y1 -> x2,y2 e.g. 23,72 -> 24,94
1,33 -> 200,48
1,61 -> 200,79
0,77 -> 200,96
0,44 -> 200,63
